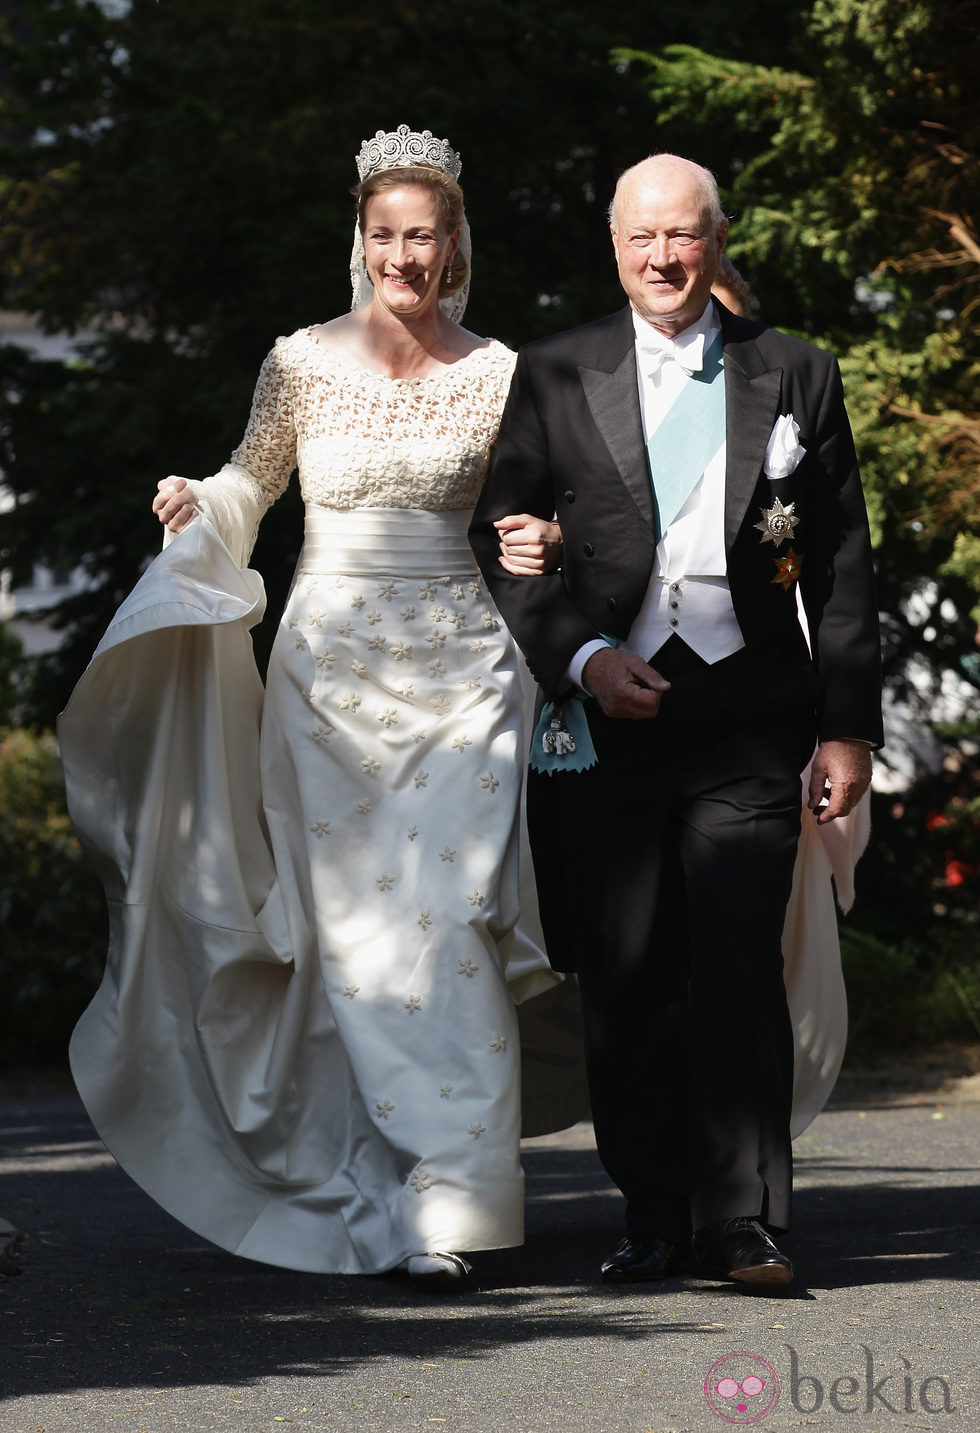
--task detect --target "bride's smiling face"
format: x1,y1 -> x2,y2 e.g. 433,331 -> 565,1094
361,184 -> 458,318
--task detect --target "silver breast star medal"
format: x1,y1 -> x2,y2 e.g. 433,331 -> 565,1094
755,496 -> 799,548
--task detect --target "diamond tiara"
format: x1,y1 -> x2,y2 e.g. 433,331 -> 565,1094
355,124 -> 462,182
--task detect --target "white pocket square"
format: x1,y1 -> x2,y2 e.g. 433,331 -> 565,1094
764,413 -> 806,479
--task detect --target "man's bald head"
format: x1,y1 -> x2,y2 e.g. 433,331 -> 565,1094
608,154 -> 728,336
608,154 -> 724,234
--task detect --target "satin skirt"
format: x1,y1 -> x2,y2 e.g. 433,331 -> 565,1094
60,507 -> 587,1274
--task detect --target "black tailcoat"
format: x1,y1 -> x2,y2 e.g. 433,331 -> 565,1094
469,300 -> 882,1238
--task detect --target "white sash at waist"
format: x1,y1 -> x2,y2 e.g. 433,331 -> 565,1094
300,505 -> 478,578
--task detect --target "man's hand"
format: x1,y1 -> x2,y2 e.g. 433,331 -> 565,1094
807,738 -> 873,824
582,647 -> 670,719
494,513 -> 562,575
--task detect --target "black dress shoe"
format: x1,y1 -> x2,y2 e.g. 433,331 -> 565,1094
600,1235 -> 687,1283
692,1217 -> 793,1286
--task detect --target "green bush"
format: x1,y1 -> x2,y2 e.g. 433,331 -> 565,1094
0,728 -> 105,1066
841,923 -> 980,1057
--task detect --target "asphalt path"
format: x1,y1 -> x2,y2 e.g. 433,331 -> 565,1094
1,1076 -> 977,1433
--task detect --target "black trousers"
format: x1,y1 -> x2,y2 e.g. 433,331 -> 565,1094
527,635 -> 817,1241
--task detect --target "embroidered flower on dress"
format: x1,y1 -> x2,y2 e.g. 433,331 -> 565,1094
429,606 -> 448,623
467,581 -> 482,597
314,651 -> 337,670
468,1122 -> 487,1139
489,1033 -> 507,1053
367,634 -> 387,651
439,846 -> 456,863
432,695 -> 452,715
376,1099 -> 395,1120
480,772 -> 499,793
310,820 -> 332,838
343,984 -> 359,999
312,724 -> 334,744
388,641 -> 412,662
350,594 -> 366,609
376,872 -> 395,891
307,609 -> 325,627
366,609 -> 383,626
295,634 -> 308,650
425,629 -> 446,649
450,584 -> 464,600
457,956 -> 479,977
351,660 -> 367,677
377,581 -> 397,601
414,770 -> 429,788
461,677 -> 481,692
411,1169 -> 432,1192
361,755 -> 381,776
400,606 -> 416,622
405,993 -> 422,1013
357,800 -> 373,816
407,825 -> 418,841
469,640 -> 487,654
451,735 -> 472,753
417,910 -> 432,929
412,729 -> 427,743
340,692 -> 362,711
482,612 -> 499,631
466,891 -> 484,908
418,582 -> 437,601
336,621 -> 353,637
377,708 -> 398,728
426,659 -> 446,679
440,1084 -> 454,1099
447,613 -> 465,630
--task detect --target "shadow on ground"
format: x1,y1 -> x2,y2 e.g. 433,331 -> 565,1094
1,1093 -> 979,1401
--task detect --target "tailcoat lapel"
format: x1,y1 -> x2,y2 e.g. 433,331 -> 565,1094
720,311 -> 784,551
578,309 -> 656,533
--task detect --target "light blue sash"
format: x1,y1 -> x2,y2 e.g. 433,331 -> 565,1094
646,331 -> 726,531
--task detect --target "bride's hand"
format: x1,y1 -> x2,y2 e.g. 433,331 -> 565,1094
152,476 -> 200,534
494,513 -> 562,576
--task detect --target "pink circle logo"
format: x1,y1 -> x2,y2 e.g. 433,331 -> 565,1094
704,1352 -> 780,1424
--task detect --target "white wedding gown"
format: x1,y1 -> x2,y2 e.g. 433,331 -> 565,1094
60,332 -> 586,1274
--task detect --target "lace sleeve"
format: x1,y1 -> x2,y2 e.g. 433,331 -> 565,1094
173,341 -> 297,566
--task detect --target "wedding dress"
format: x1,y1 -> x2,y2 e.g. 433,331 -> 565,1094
60,330 -> 586,1274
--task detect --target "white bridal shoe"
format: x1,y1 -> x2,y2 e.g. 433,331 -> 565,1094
398,1251 -> 473,1290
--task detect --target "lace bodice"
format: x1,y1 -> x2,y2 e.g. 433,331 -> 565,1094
213,328 -> 515,514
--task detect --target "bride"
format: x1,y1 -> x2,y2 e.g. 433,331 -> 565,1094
59,125 -> 583,1289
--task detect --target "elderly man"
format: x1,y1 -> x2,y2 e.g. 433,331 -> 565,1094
470,154 -> 881,1287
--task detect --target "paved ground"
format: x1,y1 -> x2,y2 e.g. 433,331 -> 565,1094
1,1075 -> 977,1433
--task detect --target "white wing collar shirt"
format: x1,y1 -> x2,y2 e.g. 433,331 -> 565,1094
567,300 -> 745,690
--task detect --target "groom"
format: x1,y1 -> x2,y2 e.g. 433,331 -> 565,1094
470,154 -> 882,1287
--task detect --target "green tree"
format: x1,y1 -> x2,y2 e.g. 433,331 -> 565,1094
0,0 -> 812,720
618,0 -> 980,725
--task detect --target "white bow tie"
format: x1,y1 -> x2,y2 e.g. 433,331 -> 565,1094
636,333 -> 705,378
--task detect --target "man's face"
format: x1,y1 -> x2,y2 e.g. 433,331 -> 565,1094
611,163 -> 727,337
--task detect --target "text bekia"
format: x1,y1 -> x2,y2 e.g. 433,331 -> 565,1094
787,1345 -> 955,1415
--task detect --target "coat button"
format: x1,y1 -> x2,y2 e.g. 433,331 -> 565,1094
606,597 -> 617,611
583,542 -> 595,557
564,490 -> 575,503
669,618 -> 678,627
